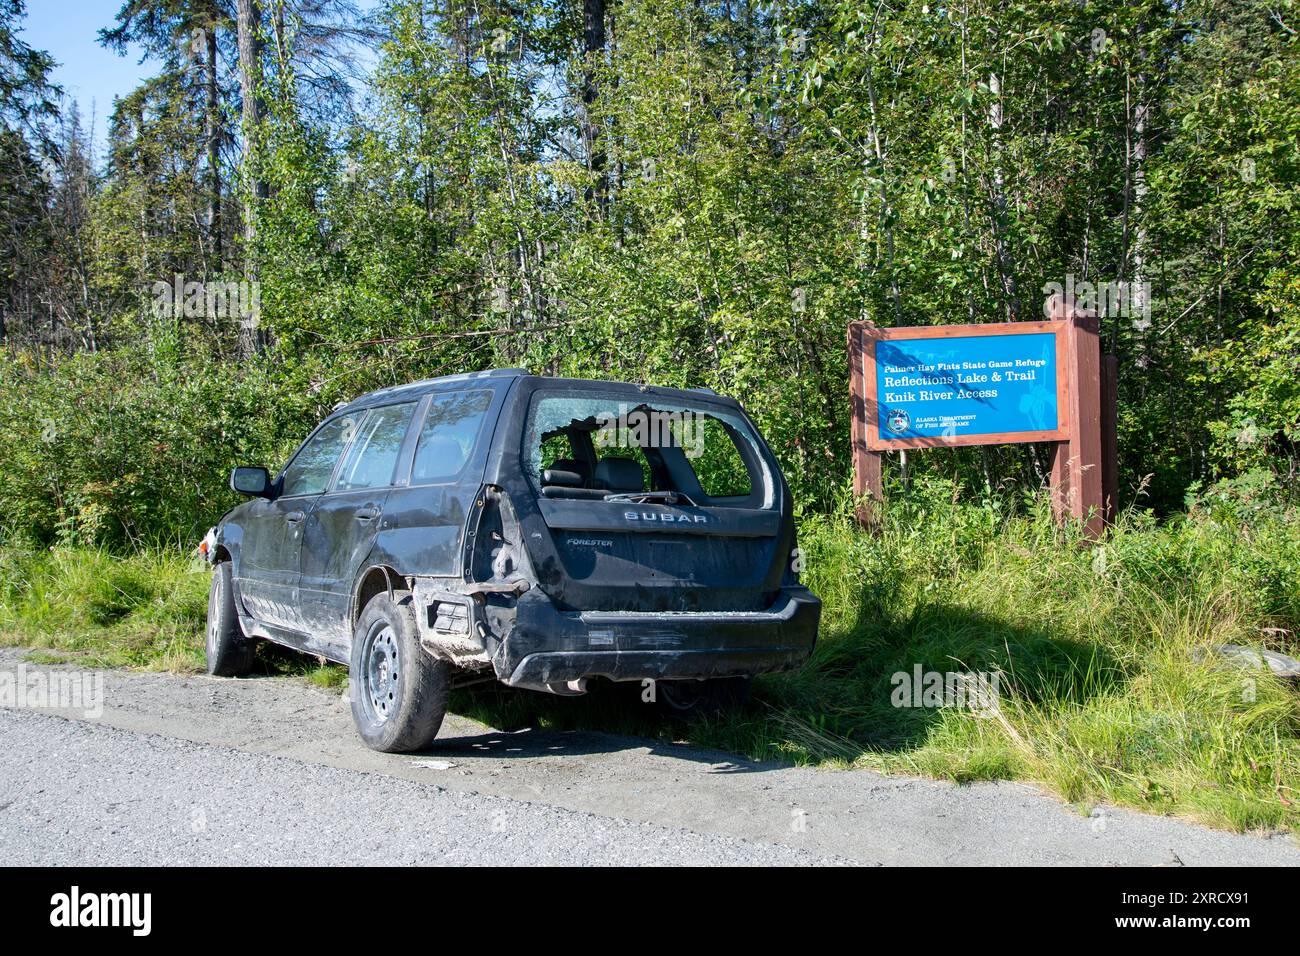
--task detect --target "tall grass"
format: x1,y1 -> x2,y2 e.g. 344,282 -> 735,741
0,546 -> 209,670
0,545 -> 344,686
698,477 -> 1300,834
0,476 -> 1297,833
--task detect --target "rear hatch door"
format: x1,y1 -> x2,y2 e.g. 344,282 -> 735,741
510,386 -> 792,612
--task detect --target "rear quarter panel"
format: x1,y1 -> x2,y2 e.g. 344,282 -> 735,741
358,380 -> 515,580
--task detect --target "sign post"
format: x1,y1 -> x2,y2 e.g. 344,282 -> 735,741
848,302 -> 1117,536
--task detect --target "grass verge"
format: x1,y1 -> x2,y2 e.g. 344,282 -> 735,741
0,545 -> 346,684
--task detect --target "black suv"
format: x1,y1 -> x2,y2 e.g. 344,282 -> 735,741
203,370 -> 820,751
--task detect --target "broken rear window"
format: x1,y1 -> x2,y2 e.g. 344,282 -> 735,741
523,391 -> 773,509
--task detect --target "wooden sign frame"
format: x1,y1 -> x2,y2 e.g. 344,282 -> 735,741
849,304 -> 1118,538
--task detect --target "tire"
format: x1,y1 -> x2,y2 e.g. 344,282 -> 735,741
349,590 -> 449,752
206,561 -> 256,677
655,676 -> 751,719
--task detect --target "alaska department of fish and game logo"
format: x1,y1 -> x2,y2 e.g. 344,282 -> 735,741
886,409 -> 910,434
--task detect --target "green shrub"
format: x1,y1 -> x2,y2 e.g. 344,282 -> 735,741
0,349 -> 314,549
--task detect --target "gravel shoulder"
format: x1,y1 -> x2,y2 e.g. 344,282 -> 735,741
1,649 -> 1296,866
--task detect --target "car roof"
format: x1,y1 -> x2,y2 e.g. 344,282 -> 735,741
333,368 -> 526,413
334,369 -> 742,415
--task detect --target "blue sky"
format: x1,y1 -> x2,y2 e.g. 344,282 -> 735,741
22,1 -> 150,153
21,1 -> 382,155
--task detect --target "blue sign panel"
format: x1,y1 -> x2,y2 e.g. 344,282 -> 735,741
875,332 -> 1059,441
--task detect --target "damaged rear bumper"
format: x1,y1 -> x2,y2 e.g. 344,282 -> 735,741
496,586 -> 820,692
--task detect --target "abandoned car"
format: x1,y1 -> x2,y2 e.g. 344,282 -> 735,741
203,370 -> 821,751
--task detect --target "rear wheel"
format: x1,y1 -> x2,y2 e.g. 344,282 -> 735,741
655,676 -> 751,719
349,590 -> 449,752
205,561 -> 256,677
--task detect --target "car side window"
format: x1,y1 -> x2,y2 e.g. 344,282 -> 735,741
333,402 -> 416,492
411,390 -> 492,484
281,415 -> 358,498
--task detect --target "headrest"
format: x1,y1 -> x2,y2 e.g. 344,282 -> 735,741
542,468 -> 583,487
594,456 -> 644,492
546,458 -> 590,484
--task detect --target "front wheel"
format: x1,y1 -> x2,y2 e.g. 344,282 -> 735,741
349,590 -> 449,752
206,561 -> 256,676
655,676 -> 751,719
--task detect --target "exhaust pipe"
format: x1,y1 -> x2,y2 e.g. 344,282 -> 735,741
543,678 -> 588,696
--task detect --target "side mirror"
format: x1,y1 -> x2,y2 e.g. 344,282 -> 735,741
231,466 -> 272,498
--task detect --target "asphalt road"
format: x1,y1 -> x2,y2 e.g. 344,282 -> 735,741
0,708 -> 839,866
1,649 -> 1296,866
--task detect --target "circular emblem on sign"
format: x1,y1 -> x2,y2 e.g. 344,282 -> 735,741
886,409 -> 911,434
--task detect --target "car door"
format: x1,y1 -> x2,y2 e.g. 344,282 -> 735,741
298,401 -> 418,645
378,389 -> 496,574
237,413 -> 359,632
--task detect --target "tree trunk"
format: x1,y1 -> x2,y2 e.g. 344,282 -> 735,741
582,0 -> 607,214
236,0 -> 268,254
986,71 -> 1020,321
859,5 -> 901,325
205,20 -> 222,268
235,0 -> 266,357
1130,90 -> 1149,354
273,0 -> 288,68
